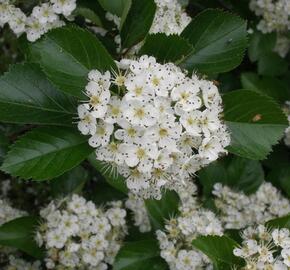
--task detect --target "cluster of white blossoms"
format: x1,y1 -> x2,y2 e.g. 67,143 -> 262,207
156,183 -> 223,270
150,0 -> 191,35
77,56 -> 230,198
36,194 -> 127,269
284,101 -> 290,147
234,225 -> 290,269
249,0 -> 290,33
3,256 -> 42,270
125,192 -> 151,232
0,0 -> 76,42
213,182 -> 290,229
0,198 -> 26,226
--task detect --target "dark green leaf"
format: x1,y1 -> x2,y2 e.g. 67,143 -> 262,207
0,133 -> 9,164
181,9 -> 247,73
241,72 -> 290,103
1,127 -> 93,180
258,52 -> 288,77
73,7 -> 102,26
0,216 -> 44,259
192,235 -> 243,268
139,34 -> 194,63
113,239 -> 167,270
248,31 -> 276,62
121,0 -> 156,49
50,166 -> 89,197
145,190 -> 179,230
88,154 -> 128,194
98,0 -> 131,17
266,215 -> 290,229
29,25 -> 117,98
199,156 -> 264,196
0,63 -> 75,126
267,166 -> 290,198
223,90 -> 288,160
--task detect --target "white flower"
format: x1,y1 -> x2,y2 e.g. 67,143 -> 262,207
282,248 -> 290,267
31,3 -> 58,24
51,0 -> 76,17
77,104 -> 97,135
89,120 -> 113,148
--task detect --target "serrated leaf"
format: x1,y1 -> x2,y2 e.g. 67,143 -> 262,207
1,127 -> 93,180
88,154 -> 128,194
181,9 -> 247,74
113,239 -> 167,270
0,63 -> 75,126
28,25 -> 117,98
192,235 -> 243,268
50,166 -> 89,197
241,72 -> 290,103
121,0 -> 156,49
139,34 -> 194,63
258,52 -> 288,77
223,90 -> 288,160
198,156 -> 264,196
0,216 -> 44,259
145,190 -> 180,230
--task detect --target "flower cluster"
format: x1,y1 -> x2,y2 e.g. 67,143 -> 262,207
213,182 -> 290,229
249,0 -> 290,33
3,256 -> 42,270
0,0 -> 76,42
234,225 -> 290,269
284,101 -> 290,147
36,195 -> 127,269
156,183 -> 223,270
0,198 -> 26,226
77,56 -> 230,198
125,192 -> 151,232
150,0 -> 191,35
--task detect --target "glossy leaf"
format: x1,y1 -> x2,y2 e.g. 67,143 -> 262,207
121,0 -> 156,49
241,72 -> 290,104
0,63 -> 75,126
0,216 -> 44,259
139,33 -> 194,63
199,156 -> 264,196
29,25 -> 117,98
223,90 -> 288,160
50,166 -> 89,197
113,239 -> 167,270
98,0 -> 131,17
145,190 -> 179,230
258,52 -> 288,77
192,235 -> 243,268
1,127 -> 93,180
73,7 -> 103,26
266,215 -> 290,229
181,9 -> 247,73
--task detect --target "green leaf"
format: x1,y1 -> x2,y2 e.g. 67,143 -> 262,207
223,90 -> 288,160
73,7 -> 103,26
113,239 -> 167,270
145,190 -> 179,230
192,235 -> 243,268
0,63 -> 75,126
88,154 -> 128,194
1,127 -> 93,180
199,156 -> 264,196
258,52 -> 288,77
0,216 -> 44,259
241,72 -> 290,104
139,34 -> 194,63
267,166 -> 290,198
28,25 -> 117,98
181,9 -> 247,74
266,215 -> 290,229
98,0 -> 131,17
121,0 -> 156,49
50,166 -> 89,197
248,31 -> 276,62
